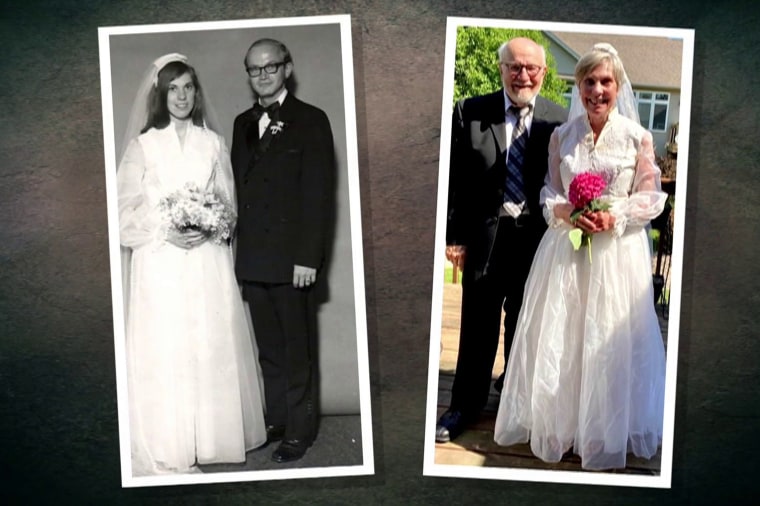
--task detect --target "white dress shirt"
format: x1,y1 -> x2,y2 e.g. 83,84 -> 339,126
258,88 -> 289,138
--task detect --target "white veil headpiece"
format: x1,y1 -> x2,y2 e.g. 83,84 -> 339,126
118,53 -> 186,163
117,52 -> 222,164
568,43 -> 639,124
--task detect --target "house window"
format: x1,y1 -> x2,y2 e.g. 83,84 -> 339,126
557,79 -> 573,108
635,91 -> 669,132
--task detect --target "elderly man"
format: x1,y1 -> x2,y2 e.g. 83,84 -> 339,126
231,38 -> 334,462
436,37 -> 567,442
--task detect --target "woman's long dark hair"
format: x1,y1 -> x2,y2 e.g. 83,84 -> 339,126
141,61 -> 206,133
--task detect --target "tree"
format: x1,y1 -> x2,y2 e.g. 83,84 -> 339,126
454,27 -> 568,107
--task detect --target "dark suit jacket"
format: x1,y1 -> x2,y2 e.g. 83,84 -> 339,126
446,90 -> 567,279
231,93 -> 335,283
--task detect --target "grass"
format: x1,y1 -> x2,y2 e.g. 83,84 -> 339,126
444,265 -> 454,283
649,228 -> 661,252
444,265 -> 461,284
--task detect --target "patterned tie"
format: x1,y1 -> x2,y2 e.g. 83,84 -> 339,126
504,105 -> 530,204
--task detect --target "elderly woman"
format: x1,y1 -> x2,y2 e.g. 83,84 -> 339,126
493,43 -> 668,470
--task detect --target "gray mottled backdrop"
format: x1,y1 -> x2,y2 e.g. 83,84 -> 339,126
1,0 -> 759,504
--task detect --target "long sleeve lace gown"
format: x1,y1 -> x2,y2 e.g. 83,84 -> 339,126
493,109 -> 668,470
117,123 -> 266,476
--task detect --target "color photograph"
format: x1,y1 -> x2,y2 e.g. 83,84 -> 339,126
424,17 -> 693,488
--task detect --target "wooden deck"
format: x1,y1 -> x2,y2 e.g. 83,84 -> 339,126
434,274 -> 667,475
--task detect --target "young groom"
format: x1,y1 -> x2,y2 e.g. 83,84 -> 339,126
231,38 -> 335,463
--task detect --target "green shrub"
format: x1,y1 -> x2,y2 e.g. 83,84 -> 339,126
454,27 -> 568,107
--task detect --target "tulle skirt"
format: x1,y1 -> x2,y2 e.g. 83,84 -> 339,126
126,240 -> 266,476
493,226 -> 665,470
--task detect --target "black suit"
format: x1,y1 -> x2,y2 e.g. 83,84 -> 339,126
231,93 -> 334,441
446,90 -> 566,415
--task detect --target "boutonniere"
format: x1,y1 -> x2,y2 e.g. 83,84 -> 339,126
269,121 -> 286,135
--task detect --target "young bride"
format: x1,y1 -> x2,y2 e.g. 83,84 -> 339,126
116,53 -> 266,475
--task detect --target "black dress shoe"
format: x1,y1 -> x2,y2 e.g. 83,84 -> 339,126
271,439 -> 312,463
266,424 -> 286,443
494,371 -> 505,393
435,409 -> 471,443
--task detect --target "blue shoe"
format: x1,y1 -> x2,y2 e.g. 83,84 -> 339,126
435,410 -> 471,443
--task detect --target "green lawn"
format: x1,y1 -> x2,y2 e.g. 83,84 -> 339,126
444,265 -> 460,284
649,228 -> 660,252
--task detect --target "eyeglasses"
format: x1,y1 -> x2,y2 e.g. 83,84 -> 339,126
501,62 -> 544,77
246,61 -> 288,77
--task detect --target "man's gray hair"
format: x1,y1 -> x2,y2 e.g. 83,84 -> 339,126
497,39 -> 547,64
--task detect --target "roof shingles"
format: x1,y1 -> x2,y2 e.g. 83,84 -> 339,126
549,31 -> 683,89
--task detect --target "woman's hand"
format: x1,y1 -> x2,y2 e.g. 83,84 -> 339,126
555,203 -> 615,234
583,210 -> 616,233
554,203 -> 597,232
166,228 -> 208,249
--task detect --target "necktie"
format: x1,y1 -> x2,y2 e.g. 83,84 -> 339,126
252,101 -> 281,121
246,102 -> 281,154
252,101 -> 282,159
504,105 -> 530,204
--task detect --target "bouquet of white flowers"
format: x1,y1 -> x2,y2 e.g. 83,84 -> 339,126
159,182 -> 235,245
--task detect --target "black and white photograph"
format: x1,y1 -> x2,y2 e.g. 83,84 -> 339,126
424,17 -> 694,488
98,14 -> 373,487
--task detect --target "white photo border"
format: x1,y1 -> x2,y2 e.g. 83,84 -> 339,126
423,16 -> 694,489
98,14 -> 374,488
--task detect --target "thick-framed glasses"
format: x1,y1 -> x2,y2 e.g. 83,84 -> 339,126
501,62 -> 544,77
246,61 -> 288,77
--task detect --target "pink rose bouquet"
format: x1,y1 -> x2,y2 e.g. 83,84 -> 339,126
567,171 -> 610,263
159,182 -> 235,245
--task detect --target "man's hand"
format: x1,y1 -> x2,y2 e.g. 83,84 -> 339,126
445,245 -> 466,272
293,264 -> 317,289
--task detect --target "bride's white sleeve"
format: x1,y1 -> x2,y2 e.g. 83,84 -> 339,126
116,139 -> 165,248
212,134 -> 237,230
541,129 -> 571,229
608,131 -> 668,237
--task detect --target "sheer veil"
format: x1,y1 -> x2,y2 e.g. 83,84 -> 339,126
117,53 -> 222,320
568,43 -> 639,124
566,43 -> 659,250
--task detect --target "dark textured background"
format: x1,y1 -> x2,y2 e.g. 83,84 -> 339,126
1,0 -> 758,504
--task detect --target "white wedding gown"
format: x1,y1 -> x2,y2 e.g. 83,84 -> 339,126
117,123 -> 266,476
493,110 -> 668,470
